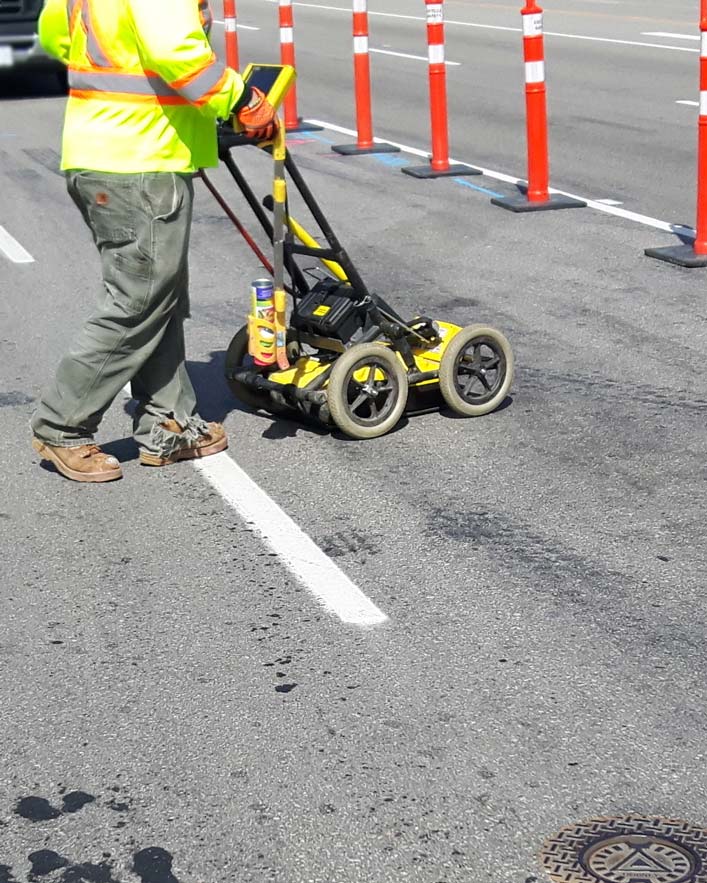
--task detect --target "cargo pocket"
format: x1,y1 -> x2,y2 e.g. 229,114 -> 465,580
109,230 -> 153,281
76,174 -> 153,284
99,229 -> 154,317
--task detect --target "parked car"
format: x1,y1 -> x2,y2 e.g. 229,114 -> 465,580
0,0 -> 66,86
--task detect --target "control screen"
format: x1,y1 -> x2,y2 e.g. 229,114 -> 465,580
245,65 -> 285,97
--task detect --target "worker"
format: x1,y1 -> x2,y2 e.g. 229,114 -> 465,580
30,0 -> 277,482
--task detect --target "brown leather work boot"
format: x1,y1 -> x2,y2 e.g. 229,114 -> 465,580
139,420 -> 228,467
32,439 -> 123,483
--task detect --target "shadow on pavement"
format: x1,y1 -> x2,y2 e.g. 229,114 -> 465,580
114,349 -> 507,450
0,67 -> 66,101
118,350 -> 330,445
101,436 -> 140,465
190,350 -> 330,439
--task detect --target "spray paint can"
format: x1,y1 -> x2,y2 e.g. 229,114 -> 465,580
251,278 -> 275,366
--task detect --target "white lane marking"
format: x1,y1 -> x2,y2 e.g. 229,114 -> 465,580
212,19 -> 260,30
370,47 -> 460,66
305,119 -> 697,239
677,99 -> 699,106
263,1 -> 699,54
0,225 -> 34,263
595,198 -> 624,206
642,32 -> 699,41
119,382 -> 385,625
195,453 -> 388,626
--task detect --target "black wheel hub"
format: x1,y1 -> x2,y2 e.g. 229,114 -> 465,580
343,358 -> 399,427
454,336 -> 506,405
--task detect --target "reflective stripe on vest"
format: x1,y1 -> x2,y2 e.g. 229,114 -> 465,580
67,0 -> 82,35
68,68 -> 187,101
80,0 -> 116,69
65,0 -> 226,105
170,56 -> 225,103
200,0 -> 213,36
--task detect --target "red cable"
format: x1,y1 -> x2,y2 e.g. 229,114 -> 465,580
198,170 -> 275,275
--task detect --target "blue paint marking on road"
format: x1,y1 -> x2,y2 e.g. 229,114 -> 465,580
453,177 -> 505,198
373,154 -> 409,168
299,132 -> 335,145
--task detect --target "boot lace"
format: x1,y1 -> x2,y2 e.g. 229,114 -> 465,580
80,445 -> 103,459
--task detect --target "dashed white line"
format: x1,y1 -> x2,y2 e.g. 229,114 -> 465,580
212,19 -> 260,30
595,198 -> 624,206
642,32 -> 699,41
677,99 -> 699,107
370,48 -> 461,66
0,225 -> 34,264
305,118 -> 696,239
195,453 -> 388,626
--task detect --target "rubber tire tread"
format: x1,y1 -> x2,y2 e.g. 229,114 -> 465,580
327,343 -> 408,439
439,324 -> 513,417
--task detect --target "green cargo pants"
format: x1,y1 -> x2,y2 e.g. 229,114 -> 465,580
31,170 -> 210,457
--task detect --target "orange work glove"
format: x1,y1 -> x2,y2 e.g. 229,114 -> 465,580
236,87 -> 278,141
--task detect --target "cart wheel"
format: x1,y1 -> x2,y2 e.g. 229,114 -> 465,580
224,324 -> 275,411
439,325 -> 514,416
327,343 -> 408,439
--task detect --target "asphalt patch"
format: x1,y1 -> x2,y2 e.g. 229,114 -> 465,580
132,848 -> 180,883
15,792 -> 95,822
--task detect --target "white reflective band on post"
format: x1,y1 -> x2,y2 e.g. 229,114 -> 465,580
352,0 -> 367,11
701,32 -> 707,56
224,18 -> 236,31
525,60 -> 545,83
279,0 -> 292,5
426,4 -> 443,24
701,91 -> 707,115
428,43 -> 445,64
522,13 -> 543,37
280,26 -> 293,42
353,35 -> 368,53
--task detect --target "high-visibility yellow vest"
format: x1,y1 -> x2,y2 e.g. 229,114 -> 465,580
38,0 -> 246,173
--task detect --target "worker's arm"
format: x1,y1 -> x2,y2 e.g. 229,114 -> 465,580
38,0 -> 71,64
128,0 -> 247,119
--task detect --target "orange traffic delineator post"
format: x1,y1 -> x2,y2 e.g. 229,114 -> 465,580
278,0 -> 321,133
402,0 -> 481,178
492,0 -> 584,211
223,0 -> 239,71
332,0 -> 399,156
646,0 -> 707,265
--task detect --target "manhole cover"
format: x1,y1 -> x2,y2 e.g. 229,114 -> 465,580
540,815 -> 707,883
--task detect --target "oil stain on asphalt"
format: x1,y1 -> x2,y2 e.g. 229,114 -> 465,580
6,790 -> 182,883
15,793 -> 95,823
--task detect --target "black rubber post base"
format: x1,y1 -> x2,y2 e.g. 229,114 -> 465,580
491,193 -> 586,212
644,243 -> 707,268
284,120 -> 324,134
332,142 -> 400,156
401,163 -> 481,179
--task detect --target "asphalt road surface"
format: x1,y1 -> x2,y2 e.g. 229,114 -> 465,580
1,2 -> 706,882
